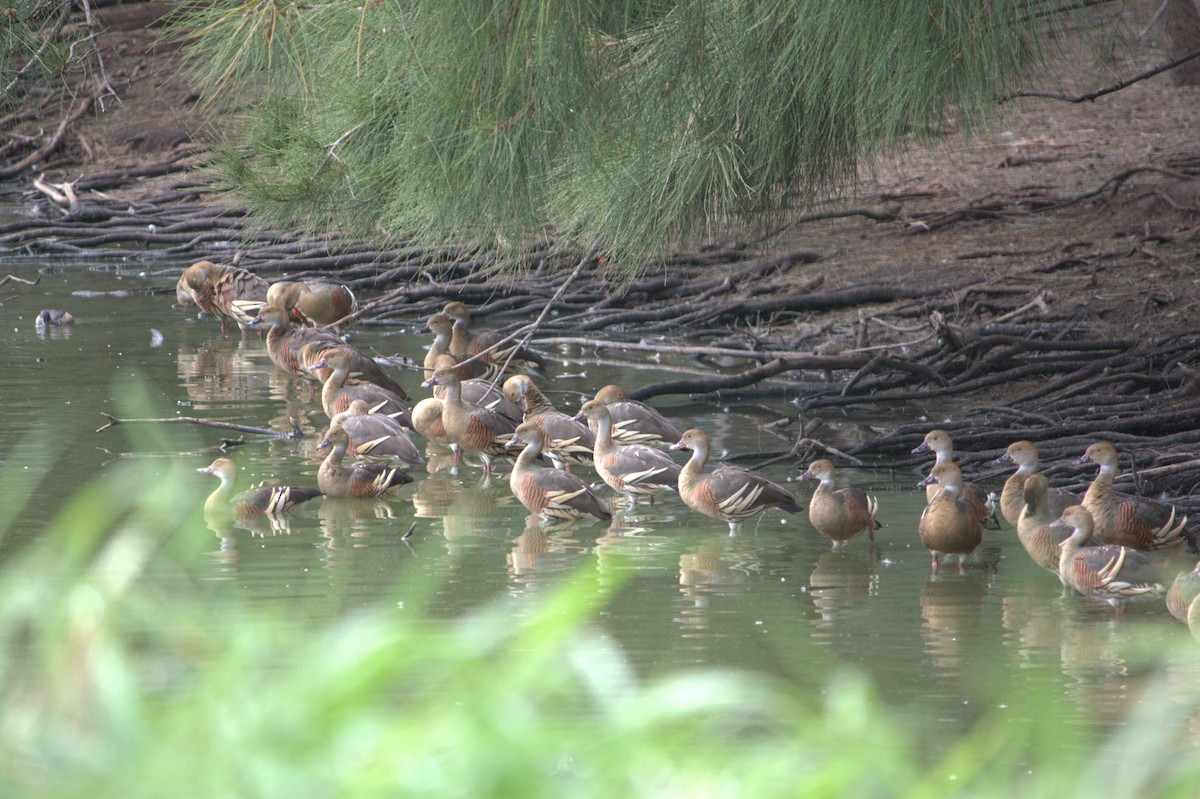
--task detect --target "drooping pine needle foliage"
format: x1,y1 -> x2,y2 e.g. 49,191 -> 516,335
177,0 -> 1056,262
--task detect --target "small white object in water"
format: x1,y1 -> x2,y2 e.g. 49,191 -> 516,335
150,329 -> 165,346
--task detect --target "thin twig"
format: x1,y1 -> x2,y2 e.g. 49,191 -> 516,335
1000,47 -> 1200,104
96,413 -> 294,436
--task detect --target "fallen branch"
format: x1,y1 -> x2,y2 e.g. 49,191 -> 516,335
96,413 -> 301,437
1000,47 -> 1200,104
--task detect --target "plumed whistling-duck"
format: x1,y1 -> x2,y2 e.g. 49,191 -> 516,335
182,260 -> 269,336
329,399 -> 424,466
442,300 -> 546,378
267,280 -> 357,326
590,384 -> 682,447
503,374 -> 594,471
670,428 -> 802,535
423,365 -> 518,476
317,425 -> 412,498
507,421 -> 611,521
198,457 -> 320,518
574,399 -> 680,505
1080,441 -> 1192,552
1051,505 -> 1165,615
313,346 -> 412,426
913,429 -> 1000,530
795,459 -> 880,546
917,461 -> 983,573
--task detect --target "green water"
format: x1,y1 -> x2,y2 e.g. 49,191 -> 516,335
0,254 -> 1195,757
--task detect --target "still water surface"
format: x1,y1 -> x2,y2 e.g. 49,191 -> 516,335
1,255 -> 1196,756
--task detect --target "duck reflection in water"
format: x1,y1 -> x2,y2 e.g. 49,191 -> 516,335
919,568 -> 991,672
507,514 -> 580,583
808,549 -> 877,626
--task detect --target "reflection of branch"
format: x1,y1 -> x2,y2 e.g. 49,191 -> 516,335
0,275 -> 40,288
1000,48 -> 1200,104
96,413 -> 301,437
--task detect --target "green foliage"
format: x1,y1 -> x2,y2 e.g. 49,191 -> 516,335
176,0 -> 1058,264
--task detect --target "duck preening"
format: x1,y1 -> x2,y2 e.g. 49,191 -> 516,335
181,260 -> 269,336
794,459 -> 879,546
266,280 -> 357,326
917,462 -> 983,574
508,421 -> 611,521
670,428 -> 801,535
198,457 -> 321,518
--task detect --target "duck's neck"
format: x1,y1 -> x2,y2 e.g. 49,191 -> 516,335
1015,457 -> 1037,477
678,444 -> 709,494
450,320 -> 471,356
204,471 -> 235,513
324,439 -> 348,467
932,445 -> 952,466
514,439 -> 542,471
1058,527 -> 1087,571
590,414 -> 614,455
321,364 -> 351,407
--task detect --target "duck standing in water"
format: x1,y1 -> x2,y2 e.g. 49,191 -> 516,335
671,428 -> 801,535
794,459 -> 880,547
508,421 -> 611,521
918,462 -> 983,574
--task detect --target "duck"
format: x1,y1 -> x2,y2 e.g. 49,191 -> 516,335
913,429 -> 1000,530
590,384 -> 682,447
670,428 -> 802,535
502,374 -> 594,471
35,308 -> 75,328
313,346 -> 412,425
251,303 -> 411,401
422,364 -> 518,476
1079,441 -> 1191,551
794,459 -> 880,546
266,280 -> 357,326
410,396 -> 450,446
574,399 -> 680,505
917,461 -> 983,573
507,421 -> 611,521
442,300 -> 546,377
427,353 -> 521,423
1166,560 -> 1200,623
424,313 -> 486,381
181,260 -> 269,336
328,399 -> 424,466
1051,505 -> 1165,614
1016,473 -> 1084,576
197,457 -> 321,518
995,440 -> 1079,527
316,425 -> 412,498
